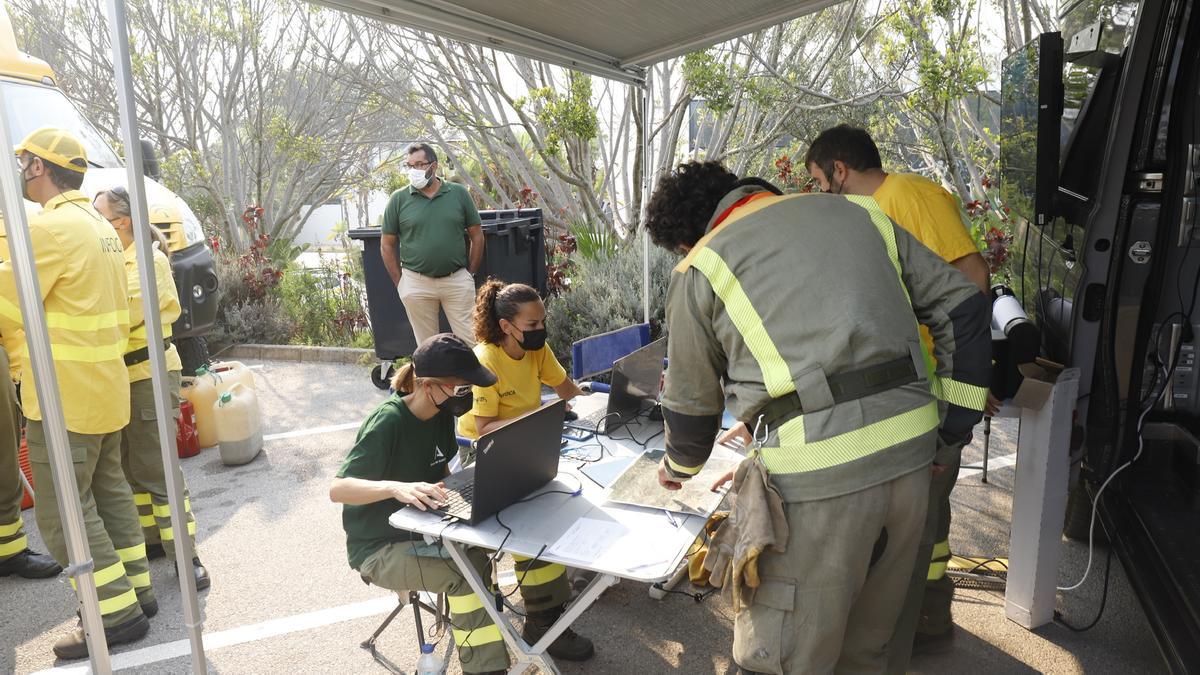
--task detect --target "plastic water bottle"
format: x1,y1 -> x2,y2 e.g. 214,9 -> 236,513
416,643 -> 441,675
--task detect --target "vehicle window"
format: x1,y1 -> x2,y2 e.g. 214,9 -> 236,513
1,80 -> 121,168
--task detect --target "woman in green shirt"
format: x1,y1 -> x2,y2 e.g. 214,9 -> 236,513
329,334 -> 593,673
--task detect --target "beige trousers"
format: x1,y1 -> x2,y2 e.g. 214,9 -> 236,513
397,268 -> 477,347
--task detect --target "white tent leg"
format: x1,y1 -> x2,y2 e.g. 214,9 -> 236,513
0,81 -> 113,675
640,68 -> 653,326
105,1 -> 207,672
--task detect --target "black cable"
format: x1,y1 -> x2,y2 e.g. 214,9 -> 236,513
1054,526 -> 1115,632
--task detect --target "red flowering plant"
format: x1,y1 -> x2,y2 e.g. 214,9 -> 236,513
961,177 -> 1015,280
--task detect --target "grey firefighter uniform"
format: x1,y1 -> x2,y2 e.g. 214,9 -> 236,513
660,188 -> 991,673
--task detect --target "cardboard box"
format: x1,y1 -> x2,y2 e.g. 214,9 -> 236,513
1011,358 -> 1065,410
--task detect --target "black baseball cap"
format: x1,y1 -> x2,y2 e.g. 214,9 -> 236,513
412,333 -> 497,387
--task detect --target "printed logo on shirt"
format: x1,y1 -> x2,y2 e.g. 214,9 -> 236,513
497,389 -> 516,398
100,237 -> 124,254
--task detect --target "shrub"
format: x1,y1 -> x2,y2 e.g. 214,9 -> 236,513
545,237 -> 677,371
278,255 -> 371,348
210,296 -> 292,348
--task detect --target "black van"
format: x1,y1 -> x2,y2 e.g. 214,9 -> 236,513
1002,1 -> 1200,668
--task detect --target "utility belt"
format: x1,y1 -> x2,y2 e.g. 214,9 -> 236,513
752,356 -> 918,429
123,338 -> 173,367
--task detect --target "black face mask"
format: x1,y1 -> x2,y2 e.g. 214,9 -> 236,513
430,387 -> 474,417
516,327 -> 547,351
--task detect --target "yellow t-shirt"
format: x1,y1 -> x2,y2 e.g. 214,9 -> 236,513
457,340 -> 567,439
873,173 -> 979,357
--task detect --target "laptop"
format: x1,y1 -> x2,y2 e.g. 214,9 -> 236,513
434,399 -> 567,525
566,338 -> 667,435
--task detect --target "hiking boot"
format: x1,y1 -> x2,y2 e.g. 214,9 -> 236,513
912,624 -> 956,656
145,543 -> 166,560
522,609 -> 594,661
53,613 -> 149,660
173,556 -> 210,591
193,557 -> 210,591
0,549 -> 62,578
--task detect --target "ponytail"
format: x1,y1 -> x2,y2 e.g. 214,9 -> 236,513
147,224 -> 171,253
473,278 -> 540,345
391,362 -> 417,393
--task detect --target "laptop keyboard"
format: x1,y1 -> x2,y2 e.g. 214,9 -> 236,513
439,482 -> 474,520
572,407 -> 614,432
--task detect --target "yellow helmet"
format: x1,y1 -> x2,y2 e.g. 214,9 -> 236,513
147,202 -> 182,225
14,127 -> 87,173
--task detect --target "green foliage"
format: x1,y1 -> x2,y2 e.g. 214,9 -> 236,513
278,259 -> 371,347
523,72 -> 598,157
683,50 -> 739,113
545,240 -> 676,371
567,220 -> 618,261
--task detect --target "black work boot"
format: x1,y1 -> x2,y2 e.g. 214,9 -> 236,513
0,549 -> 62,578
53,613 -> 149,660
192,557 -> 210,591
172,555 -> 210,591
912,624 -> 956,656
522,607 -> 595,661
145,542 -> 166,560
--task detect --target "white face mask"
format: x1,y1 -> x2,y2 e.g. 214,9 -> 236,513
407,166 -> 431,190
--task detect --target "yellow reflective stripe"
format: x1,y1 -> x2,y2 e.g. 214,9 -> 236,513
139,515 -> 157,528
447,593 -> 485,615
762,401 -> 939,474
160,521 -> 197,540
45,309 -> 129,332
931,540 -> 951,560
98,588 -> 138,616
116,543 -> 147,564
0,518 -> 23,537
928,561 -> 948,581
50,340 -> 127,363
666,455 -> 703,477
0,535 -> 28,557
941,378 -> 988,412
94,561 -> 128,587
453,623 -> 503,648
513,561 -> 566,587
691,248 -> 793,398
133,493 -> 153,506
153,503 -> 172,518
127,572 -> 151,589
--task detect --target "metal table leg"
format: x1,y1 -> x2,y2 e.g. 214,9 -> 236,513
442,540 -> 619,675
982,416 -> 991,484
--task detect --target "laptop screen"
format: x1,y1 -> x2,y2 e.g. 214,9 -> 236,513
614,337 -> 666,400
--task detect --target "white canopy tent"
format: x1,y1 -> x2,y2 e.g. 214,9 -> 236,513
0,1 -> 841,672
316,0 -> 842,324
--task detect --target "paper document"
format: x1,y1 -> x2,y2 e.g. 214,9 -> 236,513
548,518 -> 628,563
547,513 -> 675,571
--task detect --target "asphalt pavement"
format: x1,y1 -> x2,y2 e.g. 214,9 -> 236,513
0,359 -> 1167,674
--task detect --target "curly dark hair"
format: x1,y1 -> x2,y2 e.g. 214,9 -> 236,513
473,279 -> 541,345
644,161 -> 740,251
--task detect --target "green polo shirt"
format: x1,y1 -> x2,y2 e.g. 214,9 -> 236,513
381,180 -> 481,277
336,395 -> 455,569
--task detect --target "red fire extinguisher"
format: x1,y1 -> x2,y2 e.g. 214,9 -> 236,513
177,400 -> 201,458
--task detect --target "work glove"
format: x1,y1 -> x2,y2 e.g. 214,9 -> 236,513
703,457 -> 789,613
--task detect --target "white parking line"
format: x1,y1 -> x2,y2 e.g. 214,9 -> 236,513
32,596 -> 398,675
957,452 -> 1018,481
263,422 -> 361,442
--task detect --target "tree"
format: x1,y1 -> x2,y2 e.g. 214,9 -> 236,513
11,0 -> 417,251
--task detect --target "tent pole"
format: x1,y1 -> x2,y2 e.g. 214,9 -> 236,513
105,1 -> 207,672
0,78 -> 112,675
640,67 -> 653,326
